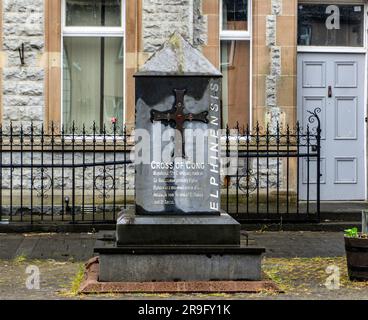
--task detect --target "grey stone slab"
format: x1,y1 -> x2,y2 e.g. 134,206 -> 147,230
30,235 -> 96,261
95,238 -> 265,255
116,212 -> 241,246
99,253 -> 262,282
135,76 -> 222,215
14,238 -> 39,258
0,234 -> 97,261
136,32 -> 222,76
0,235 -> 24,259
248,231 -> 345,258
118,212 -> 238,225
97,242 -> 264,282
134,32 -> 222,216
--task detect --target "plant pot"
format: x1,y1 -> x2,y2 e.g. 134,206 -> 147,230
345,236 -> 368,281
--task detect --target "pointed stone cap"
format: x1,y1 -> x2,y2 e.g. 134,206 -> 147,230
135,32 -> 222,77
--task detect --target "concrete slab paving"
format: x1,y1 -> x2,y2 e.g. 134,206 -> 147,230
246,231 -> 345,258
0,233 -> 97,261
0,231 -> 347,261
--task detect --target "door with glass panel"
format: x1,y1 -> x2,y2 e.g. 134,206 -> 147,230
297,3 -> 366,201
62,0 -> 124,133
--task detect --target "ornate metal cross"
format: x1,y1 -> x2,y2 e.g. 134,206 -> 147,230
151,89 -> 209,158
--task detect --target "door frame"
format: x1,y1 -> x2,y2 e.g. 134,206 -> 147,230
296,2 -> 368,201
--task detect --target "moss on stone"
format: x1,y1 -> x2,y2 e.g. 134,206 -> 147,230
168,33 -> 185,74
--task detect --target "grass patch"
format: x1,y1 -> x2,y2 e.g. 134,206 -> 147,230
70,264 -> 85,295
262,257 -> 368,296
59,263 -> 85,297
13,254 -> 27,264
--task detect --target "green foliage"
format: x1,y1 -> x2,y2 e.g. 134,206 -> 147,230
344,227 -> 359,238
14,254 -> 27,264
70,264 -> 85,295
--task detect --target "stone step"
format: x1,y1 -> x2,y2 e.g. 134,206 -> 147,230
95,238 -> 265,282
116,212 -> 241,246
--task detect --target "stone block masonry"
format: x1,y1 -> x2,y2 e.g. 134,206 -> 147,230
0,152 -> 135,191
142,0 -> 207,52
265,0 -> 282,130
262,0 -> 285,191
1,0 -> 208,125
2,0 -> 45,127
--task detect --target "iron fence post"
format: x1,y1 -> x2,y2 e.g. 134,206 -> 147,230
72,122 -> 76,224
307,108 -> 322,221
316,115 -> 321,221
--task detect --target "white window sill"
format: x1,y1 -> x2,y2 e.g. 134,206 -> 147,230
297,46 -> 366,53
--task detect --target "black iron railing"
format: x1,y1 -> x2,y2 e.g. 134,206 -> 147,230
222,109 -> 321,222
0,109 -> 321,225
0,122 -> 133,224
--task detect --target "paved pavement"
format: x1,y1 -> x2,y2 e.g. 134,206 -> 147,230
320,201 -> 368,216
245,231 -> 345,258
0,233 -> 97,261
0,231 -> 346,261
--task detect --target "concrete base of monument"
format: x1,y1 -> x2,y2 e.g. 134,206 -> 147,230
116,211 -> 241,246
95,240 -> 264,282
94,234 -> 265,282
94,211 -> 266,283
79,257 -> 280,294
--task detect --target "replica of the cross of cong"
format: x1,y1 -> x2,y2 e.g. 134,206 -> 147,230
151,89 -> 209,159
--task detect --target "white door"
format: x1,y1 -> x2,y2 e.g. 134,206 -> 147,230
298,53 -> 366,201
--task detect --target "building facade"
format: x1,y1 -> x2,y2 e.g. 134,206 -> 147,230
0,0 -> 367,202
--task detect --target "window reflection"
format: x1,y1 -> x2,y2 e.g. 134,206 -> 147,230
66,0 -> 121,27
298,4 -> 364,47
221,40 -> 250,127
222,0 -> 248,31
63,37 -> 124,133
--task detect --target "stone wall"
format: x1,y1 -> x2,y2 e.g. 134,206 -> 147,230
1,0 -> 209,127
0,1 -> 299,129
0,151 -> 134,191
124,0 -> 211,125
265,0 -> 282,130
142,0 -> 207,53
1,0 -> 45,127
252,0 -> 298,192
253,0 -> 297,128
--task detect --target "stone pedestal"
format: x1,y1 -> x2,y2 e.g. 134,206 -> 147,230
96,242 -> 264,282
116,211 -> 240,246
95,212 -> 265,282
93,33 -> 265,284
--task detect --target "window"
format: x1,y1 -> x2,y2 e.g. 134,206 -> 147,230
220,0 -> 251,127
222,0 -> 248,31
62,0 -> 125,133
298,4 -> 364,47
65,0 -> 121,27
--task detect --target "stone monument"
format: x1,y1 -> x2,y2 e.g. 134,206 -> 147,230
95,33 -> 265,282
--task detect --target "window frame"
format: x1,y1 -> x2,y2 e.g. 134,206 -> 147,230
220,0 -> 253,128
62,0 -> 126,36
220,0 -> 252,40
60,0 -> 126,131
